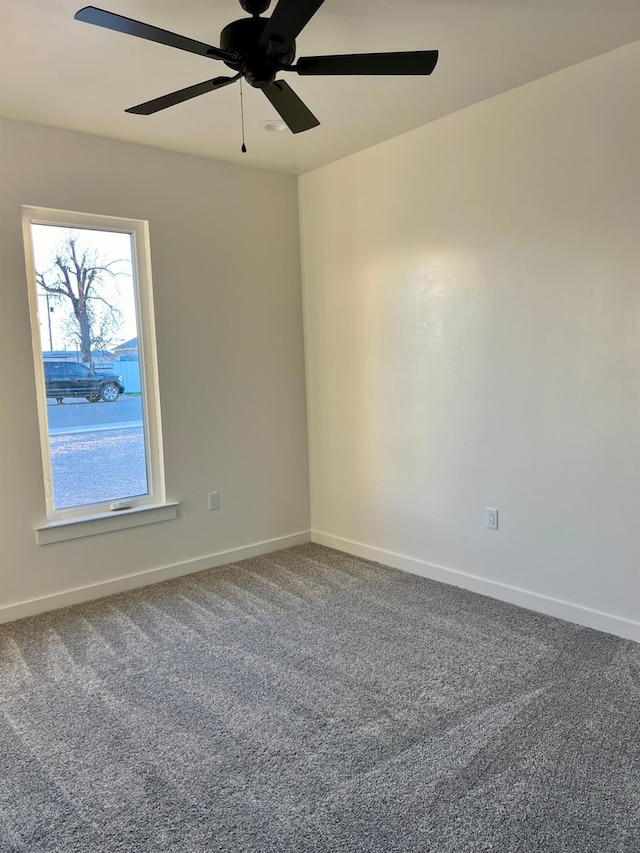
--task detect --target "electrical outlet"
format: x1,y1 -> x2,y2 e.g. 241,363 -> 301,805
486,507 -> 498,530
208,491 -> 220,511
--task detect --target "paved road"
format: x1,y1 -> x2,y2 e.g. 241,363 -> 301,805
47,395 -> 142,432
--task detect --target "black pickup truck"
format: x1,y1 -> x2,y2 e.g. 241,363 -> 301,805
44,360 -> 125,403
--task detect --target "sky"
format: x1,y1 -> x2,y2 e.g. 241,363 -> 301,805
30,224 -> 139,352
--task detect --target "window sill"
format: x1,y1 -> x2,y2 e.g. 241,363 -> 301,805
36,501 -> 179,545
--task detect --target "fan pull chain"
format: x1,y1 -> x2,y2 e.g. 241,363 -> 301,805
240,79 -> 247,153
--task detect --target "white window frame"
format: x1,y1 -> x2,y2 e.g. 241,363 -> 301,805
22,205 -> 177,544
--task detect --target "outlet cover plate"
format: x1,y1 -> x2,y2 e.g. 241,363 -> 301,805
486,507 -> 498,530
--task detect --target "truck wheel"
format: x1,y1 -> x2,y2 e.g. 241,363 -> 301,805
100,383 -> 120,402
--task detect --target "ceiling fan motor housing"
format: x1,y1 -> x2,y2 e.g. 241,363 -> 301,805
239,0 -> 271,15
220,17 -> 295,87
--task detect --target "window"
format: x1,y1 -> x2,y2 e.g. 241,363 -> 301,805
23,206 -> 176,543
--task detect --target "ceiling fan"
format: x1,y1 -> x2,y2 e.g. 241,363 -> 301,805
74,0 -> 439,134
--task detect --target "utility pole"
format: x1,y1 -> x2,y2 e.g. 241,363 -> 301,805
45,293 -> 54,351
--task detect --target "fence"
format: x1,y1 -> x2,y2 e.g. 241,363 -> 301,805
116,360 -> 142,394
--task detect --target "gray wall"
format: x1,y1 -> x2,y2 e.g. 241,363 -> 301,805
299,44 -> 640,640
0,118 -> 310,614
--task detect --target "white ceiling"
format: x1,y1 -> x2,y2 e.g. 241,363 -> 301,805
1,1 -> 639,175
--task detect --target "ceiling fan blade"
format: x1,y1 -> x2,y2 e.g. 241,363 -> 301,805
262,80 -> 320,134
295,50 -> 439,76
125,76 -> 240,115
74,6 -> 234,62
259,0 -> 325,51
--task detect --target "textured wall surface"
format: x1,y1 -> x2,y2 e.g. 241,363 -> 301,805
299,44 -> 640,634
0,119 -> 310,611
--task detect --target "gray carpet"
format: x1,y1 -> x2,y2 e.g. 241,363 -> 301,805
0,543 -> 638,852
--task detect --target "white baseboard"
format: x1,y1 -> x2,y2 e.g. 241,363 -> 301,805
0,531 -> 311,625
311,530 -> 640,644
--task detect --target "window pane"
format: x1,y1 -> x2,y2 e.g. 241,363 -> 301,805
30,224 -> 149,510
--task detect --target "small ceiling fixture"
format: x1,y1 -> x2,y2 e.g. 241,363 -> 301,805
262,119 -> 288,132
74,0 -> 439,135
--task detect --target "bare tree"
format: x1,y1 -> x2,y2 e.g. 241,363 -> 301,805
35,231 -> 126,363
59,301 -> 125,355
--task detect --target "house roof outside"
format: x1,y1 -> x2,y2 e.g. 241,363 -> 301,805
42,350 -> 115,361
115,338 -> 138,351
